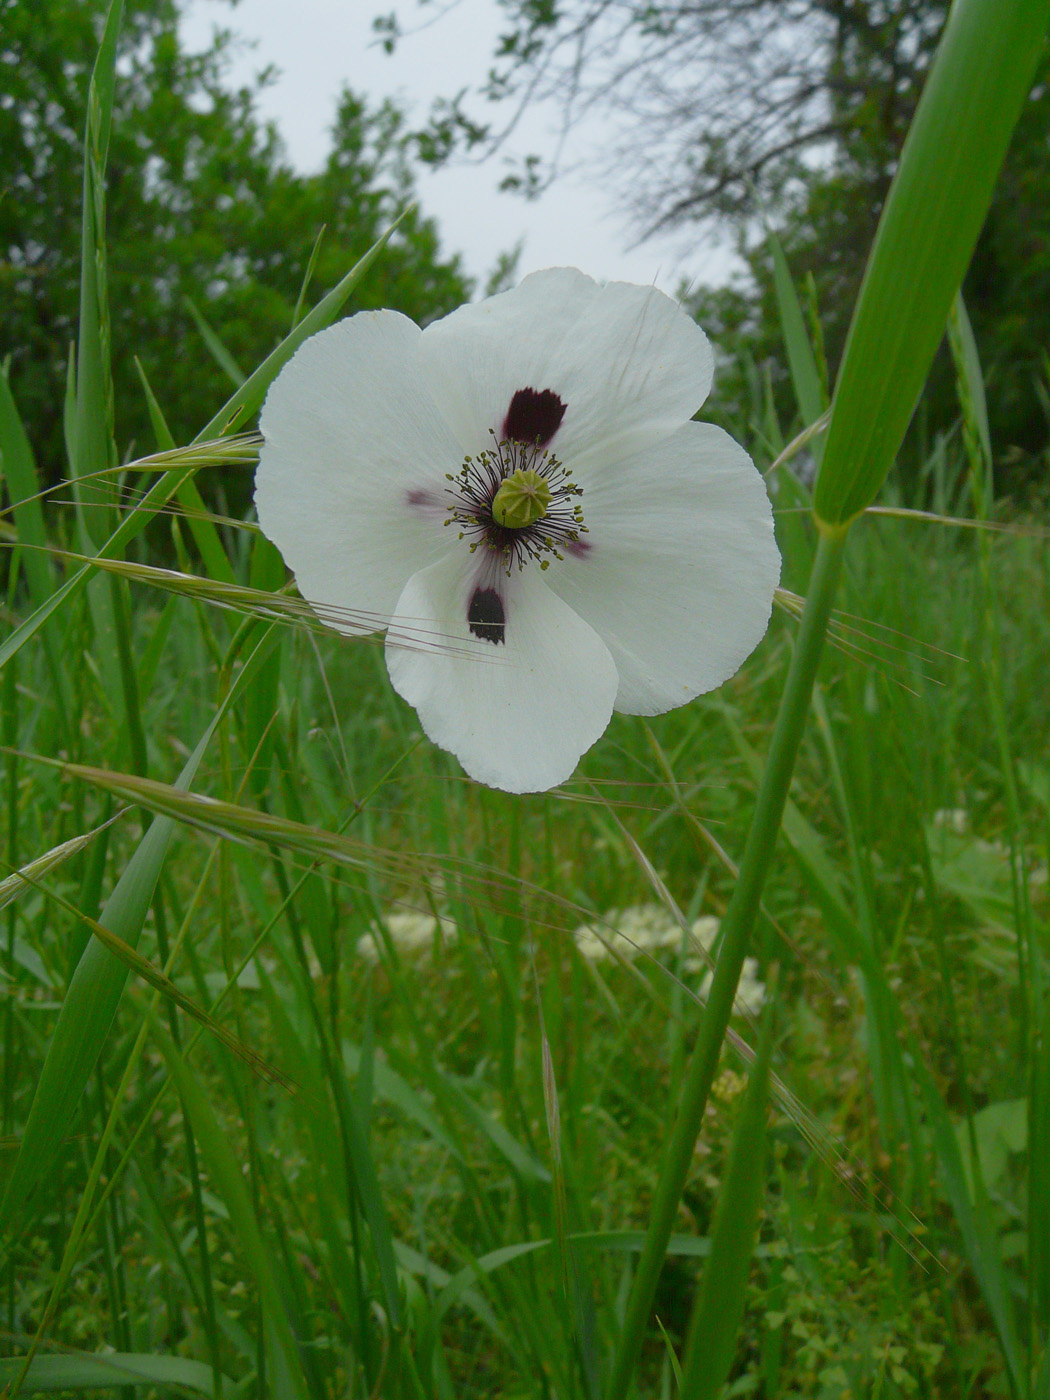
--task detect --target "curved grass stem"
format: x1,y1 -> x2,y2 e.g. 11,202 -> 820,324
605,523 -> 849,1400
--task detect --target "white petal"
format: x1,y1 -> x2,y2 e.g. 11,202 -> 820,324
416,269 -> 714,466
255,311 -> 466,632
545,422 -> 780,714
385,552 -> 618,792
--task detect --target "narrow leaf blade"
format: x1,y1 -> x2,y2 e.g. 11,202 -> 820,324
678,977 -> 777,1400
813,0 -> 1050,526
0,1351 -> 235,1395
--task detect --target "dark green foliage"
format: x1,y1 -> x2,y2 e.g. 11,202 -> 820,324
0,0 -> 470,488
719,46 -> 1050,499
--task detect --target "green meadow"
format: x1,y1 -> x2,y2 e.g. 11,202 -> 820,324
2,1 -> 1050,1396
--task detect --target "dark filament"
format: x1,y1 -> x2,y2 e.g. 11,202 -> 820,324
468,587 -> 505,645
444,432 -> 586,576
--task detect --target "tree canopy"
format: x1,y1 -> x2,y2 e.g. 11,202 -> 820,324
381,0 -> 1050,489
1,0 -> 471,481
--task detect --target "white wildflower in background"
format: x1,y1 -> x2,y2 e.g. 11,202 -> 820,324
256,268 -> 780,792
932,808 -> 970,834
613,904 -> 681,952
574,905 -> 723,964
357,911 -> 457,963
686,915 -> 721,958
697,958 -> 766,1018
572,906 -> 765,1013
573,903 -> 677,961
684,917 -> 766,1016
573,926 -> 613,963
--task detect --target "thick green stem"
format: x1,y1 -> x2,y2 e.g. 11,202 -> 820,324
605,524 -> 849,1400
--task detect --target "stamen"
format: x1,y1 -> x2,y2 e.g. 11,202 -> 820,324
444,430 -> 588,577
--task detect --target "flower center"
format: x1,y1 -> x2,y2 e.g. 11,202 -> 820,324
443,432 -> 587,576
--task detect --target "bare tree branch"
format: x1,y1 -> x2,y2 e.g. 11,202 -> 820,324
397,0 -> 947,238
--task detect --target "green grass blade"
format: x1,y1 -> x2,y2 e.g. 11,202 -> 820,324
0,370 -> 55,607
149,1016 -> 310,1400
1032,996 -> 1050,1342
0,1351 -> 236,1395
66,0 -> 145,772
256,893 -> 404,1336
0,730 -> 214,1241
439,1072 -> 551,1185
194,210 -> 407,442
132,354 -> 177,452
767,230 -> 826,435
0,461 -> 205,671
721,703 -> 919,1152
813,0 -> 1050,526
430,1232 -> 719,1331
1036,1341 -> 1050,1400
0,629 -> 278,1241
183,295 -> 247,387
911,1042 -> 1025,1391
134,358 -> 238,585
950,293 -> 992,467
325,1031 -> 404,1330
342,1040 -> 465,1163
0,370 -> 72,735
0,818 -> 121,913
32,761 -> 468,900
41,551 -> 352,634
72,0 -> 123,548
291,225 -> 326,329
678,973 -> 777,1400
254,970 -> 378,1331
30,885 -> 293,1091
0,216 -> 405,674
605,530 -> 848,1400
240,534 -> 285,801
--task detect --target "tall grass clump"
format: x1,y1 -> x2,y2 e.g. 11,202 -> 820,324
2,0 -> 1050,1397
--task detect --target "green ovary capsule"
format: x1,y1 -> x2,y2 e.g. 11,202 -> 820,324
491,469 -> 552,529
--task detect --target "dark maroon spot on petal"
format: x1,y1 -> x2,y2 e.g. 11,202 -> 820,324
565,538 -> 592,558
468,587 -> 505,645
502,388 -> 566,447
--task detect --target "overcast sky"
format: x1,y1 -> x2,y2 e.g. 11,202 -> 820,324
179,0 -> 737,296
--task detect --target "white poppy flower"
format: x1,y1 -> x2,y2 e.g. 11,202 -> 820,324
255,268 -> 780,792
